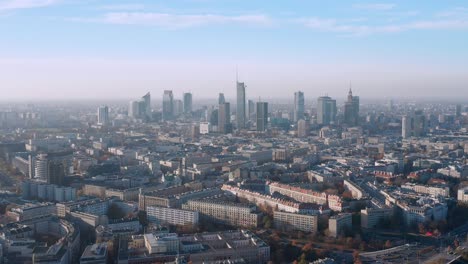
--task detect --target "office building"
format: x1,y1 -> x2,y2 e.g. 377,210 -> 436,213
456,104 -> 462,117
317,96 -> 337,125
248,99 -> 255,122
236,81 -> 246,129
297,119 -> 309,138
142,92 -> 151,119
162,90 -> 174,121
128,93 -> 151,121
47,160 -> 65,186
218,93 -> 225,104
344,89 -> 359,126
256,102 -> 268,132
183,92 -> 192,114
174,99 -> 183,117
294,91 -> 305,122
218,102 -> 231,134
402,110 -> 426,138
35,153 -> 48,180
97,106 -> 109,126
328,213 -> 352,237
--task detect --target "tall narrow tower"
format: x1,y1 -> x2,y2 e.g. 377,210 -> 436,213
236,71 -> 246,129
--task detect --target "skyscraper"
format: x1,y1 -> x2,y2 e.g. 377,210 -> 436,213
163,90 -> 174,121
47,160 -> 65,186
456,104 -> 462,117
256,102 -> 268,132
174,100 -> 183,117
97,106 -> 109,125
297,119 -> 310,138
248,99 -> 255,122
402,110 -> 426,139
344,89 -> 359,126
236,81 -> 246,129
142,92 -> 151,119
183,93 -> 193,114
317,96 -> 337,125
128,92 -> 151,121
218,93 -> 225,105
128,101 -> 140,118
294,91 -> 305,122
218,102 -> 231,134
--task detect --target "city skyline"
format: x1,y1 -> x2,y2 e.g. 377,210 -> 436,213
1,0 -> 467,100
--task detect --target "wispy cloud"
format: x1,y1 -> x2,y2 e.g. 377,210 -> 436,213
353,3 -> 396,11
72,12 -> 272,29
98,4 -> 145,11
300,12 -> 468,36
0,0 -> 58,10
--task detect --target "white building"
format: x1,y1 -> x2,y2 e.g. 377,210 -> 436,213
147,206 -> 199,226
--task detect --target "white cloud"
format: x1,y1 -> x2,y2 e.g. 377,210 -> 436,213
300,15 -> 468,36
353,3 -> 396,11
0,0 -> 58,10
74,12 -> 272,29
98,4 -> 145,11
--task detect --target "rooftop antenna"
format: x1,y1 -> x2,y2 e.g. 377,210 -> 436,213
236,65 -> 238,83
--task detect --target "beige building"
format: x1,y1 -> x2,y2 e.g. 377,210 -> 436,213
182,199 -> 260,228
274,211 -> 318,233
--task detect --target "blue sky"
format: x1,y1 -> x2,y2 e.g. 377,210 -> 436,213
1,0 -> 467,100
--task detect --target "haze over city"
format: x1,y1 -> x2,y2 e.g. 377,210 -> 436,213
1,1 -> 468,264
1,0 -> 468,100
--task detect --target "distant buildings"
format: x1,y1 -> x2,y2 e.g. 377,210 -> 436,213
162,90 -> 174,121
129,92 -> 151,121
402,110 -> 426,138
218,102 -> 232,134
218,93 -> 225,104
97,106 -> 109,125
183,92 -> 192,114
297,119 -> 310,138
236,80 -> 246,129
317,96 -> 337,125
248,99 -> 255,122
344,89 -> 359,126
256,102 -> 268,132
294,91 -> 305,122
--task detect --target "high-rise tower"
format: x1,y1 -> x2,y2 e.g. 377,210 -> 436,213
236,80 -> 246,129
294,91 -> 305,122
183,93 -> 193,114
97,106 -> 109,125
256,102 -> 268,132
163,90 -> 174,121
344,88 -> 359,126
317,96 -> 337,125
